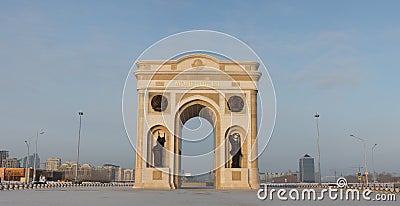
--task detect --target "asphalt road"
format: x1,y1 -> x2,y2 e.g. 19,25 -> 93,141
0,187 -> 398,206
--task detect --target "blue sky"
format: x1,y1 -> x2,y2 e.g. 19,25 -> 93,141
1,1 -> 399,176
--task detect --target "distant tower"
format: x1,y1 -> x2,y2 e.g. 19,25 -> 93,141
22,153 -> 40,168
299,154 -> 315,183
0,150 -> 9,167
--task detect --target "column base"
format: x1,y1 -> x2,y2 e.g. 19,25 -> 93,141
249,168 -> 259,189
217,168 -> 252,189
141,168 -> 173,189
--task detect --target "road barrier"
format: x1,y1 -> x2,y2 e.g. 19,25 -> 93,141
2,182 -> 398,193
0,182 -> 135,191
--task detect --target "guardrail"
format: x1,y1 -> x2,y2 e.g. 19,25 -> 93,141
0,182 -> 135,191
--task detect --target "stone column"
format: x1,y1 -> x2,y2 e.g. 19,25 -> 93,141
169,92 -> 176,189
249,90 -> 259,189
134,91 -> 145,188
215,114 -> 221,189
173,116 -> 180,188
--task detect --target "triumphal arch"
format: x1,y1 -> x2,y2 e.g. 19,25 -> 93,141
133,53 -> 261,189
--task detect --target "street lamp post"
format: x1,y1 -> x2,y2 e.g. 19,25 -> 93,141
75,111 -> 84,183
372,144 -> 378,183
314,112 -> 322,185
350,134 -> 369,185
24,140 -> 30,184
33,130 -> 44,183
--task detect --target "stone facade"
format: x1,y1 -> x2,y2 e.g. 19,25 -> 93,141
45,158 -> 61,171
2,158 -> 20,168
134,54 -> 261,189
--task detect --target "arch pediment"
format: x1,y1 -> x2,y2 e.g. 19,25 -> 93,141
175,53 -> 219,64
176,54 -> 220,70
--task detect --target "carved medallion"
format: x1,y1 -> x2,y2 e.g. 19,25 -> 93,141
227,96 -> 244,112
191,59 -> 204,67
151,95 -> 168,112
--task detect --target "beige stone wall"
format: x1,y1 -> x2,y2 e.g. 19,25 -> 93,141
134,54 -> 261,189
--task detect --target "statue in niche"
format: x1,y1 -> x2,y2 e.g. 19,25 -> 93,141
152,131 -> 166,167
229,132 -> 242,168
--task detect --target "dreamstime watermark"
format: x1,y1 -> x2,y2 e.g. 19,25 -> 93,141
257,177 -> 397,201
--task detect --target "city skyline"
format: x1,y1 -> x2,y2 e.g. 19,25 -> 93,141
1,1 -> 400,176
0,151 -> 127,169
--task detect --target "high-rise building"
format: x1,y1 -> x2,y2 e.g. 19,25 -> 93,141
21,153 -> 40,168
0,150 -> 9,167
102,164 -> 120,181
45,158 -> 61,171
299,154 -> 315,183
2,157 -> 20,168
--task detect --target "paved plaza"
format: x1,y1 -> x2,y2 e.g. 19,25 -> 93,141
0,187 -> 398,206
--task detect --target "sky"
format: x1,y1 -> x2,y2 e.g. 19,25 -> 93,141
0,1 -> 399,177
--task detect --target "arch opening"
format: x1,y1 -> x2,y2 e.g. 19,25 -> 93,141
175,102 -> 218,188
180,117 -> 214,188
